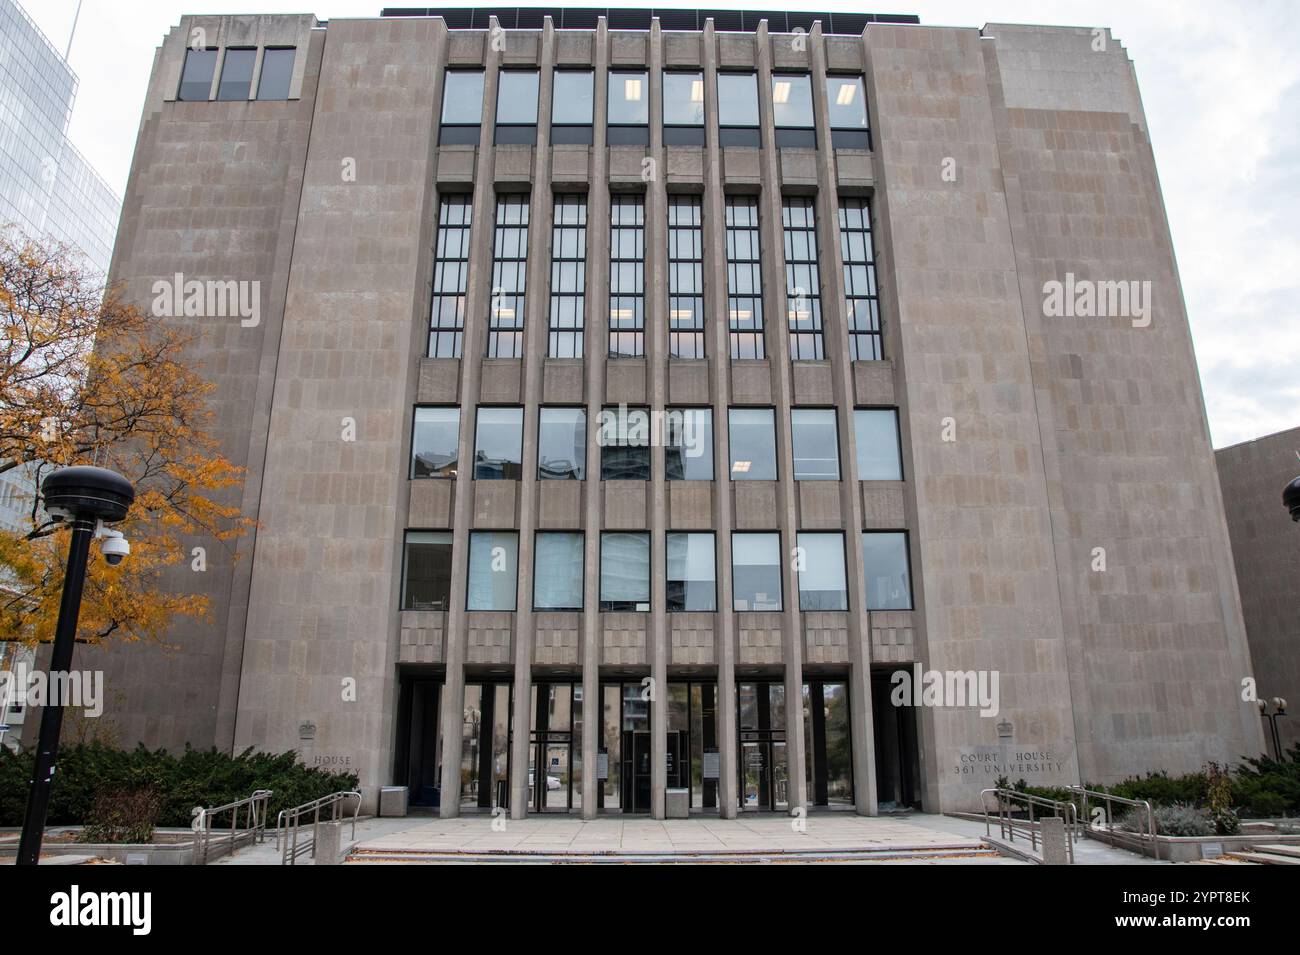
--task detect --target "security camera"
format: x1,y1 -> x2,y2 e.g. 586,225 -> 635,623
94,521 -> 130,566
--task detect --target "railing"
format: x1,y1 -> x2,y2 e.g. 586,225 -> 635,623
980,788 -> 1077,864
277,790 -> 362,865
1068,786 -> 1158,858
191,790 -> 272,865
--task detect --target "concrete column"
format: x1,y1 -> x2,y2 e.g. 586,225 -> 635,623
580,18 -> 612,820
439,21 -> 504,818
701,19 -> 739,819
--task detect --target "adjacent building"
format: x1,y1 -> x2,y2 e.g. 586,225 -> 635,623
61,7 -> 1263,817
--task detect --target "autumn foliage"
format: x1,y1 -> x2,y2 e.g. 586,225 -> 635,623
0,228 -> 251,645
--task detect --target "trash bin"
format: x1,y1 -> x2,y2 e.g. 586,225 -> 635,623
666,788 -> 690,819
379,785 -> 408,817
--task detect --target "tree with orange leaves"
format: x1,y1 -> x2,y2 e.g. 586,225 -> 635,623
0,228 -> 251,646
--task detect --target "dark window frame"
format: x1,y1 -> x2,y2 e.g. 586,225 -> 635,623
791,407 -> 841,481
665,406 -> 714,481
537,406 -> 587,480
466,529 -> 520,612
428,194 -> 472,357
494,69 -> 540,145
487,194 -> 530,358
666,530 -> 718,612
861,529 -> 914,611
177,47 -> 218,101
727,406 -> 778,481
410,405 -> 461,479
533,530 -> 586,611
608,193 -> 646,358
600,404 -> 651,481
796,530 -> 850,612
548,194 -> 588,358
667,195 -> 706,359
731,531 -> 784,612
839,197 -> 883,361
401,529 -> 454,611
257,46 -> 296,101
472,405 -> 525,480
216,47 -> 257,101
725,195 -> 765,359
853,406 -> 904,481
599,530 -> 652,612
783,197 -> 825,360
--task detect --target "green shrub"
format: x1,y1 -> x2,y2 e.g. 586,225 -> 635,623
79,786 -> 163,844
1149,803 -> 1214,837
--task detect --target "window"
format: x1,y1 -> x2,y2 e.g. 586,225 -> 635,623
783,197 -> 824,360
667,533 -> 716,611
797,533 -> 848,611
257,47 -> 295,100
441,71 -> 485,143
217,49 -> 255,101
862,532 -> 912,610
177,48 -> 217,101
666,408 -> 713,480
552,70 -> 594,143
549,195 -> 587,358
474,407 -> 523,479
826,75 -> 870,148
732,532 -> 782,611
467,531 -> 518,611
772,73 -> 815,146
791,409 -> 839,480
600,532 -> 650,611
488,195 -> 529,358
429,195 -> 472,357
538,408 -> 586,480
411,407 -> 459,478
839,198 -> 882,360
534,532 -> 584,610
402,531 -> 452,610
854,409 -> 902,480
717,73 -> 760,146
609,194 -> 645,357
663,71 -> 705,145
600,406 -> 650,480
496,70 -> 539,144
726,196 -> 764,359
668,196 -> 705,358
608,70 -> 648,144
729,408 -> 776,480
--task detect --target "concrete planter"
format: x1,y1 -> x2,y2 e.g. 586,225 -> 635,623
0,827 -> 197,865
1085,826 -> 1300,862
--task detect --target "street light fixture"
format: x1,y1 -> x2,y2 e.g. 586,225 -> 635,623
1284,475 -> 1300,522
16,465 -> 134,866
1257,698 -> 1289,761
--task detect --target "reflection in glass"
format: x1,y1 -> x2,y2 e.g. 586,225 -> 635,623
411,407 -> 459,478
728,407 -> 777,480
257,48 -> 295,100
600,532 -> 650,611
797,532 -> 848,611
600,406 -> 650,480
442,70 -> 485,124
487,196 -> 529,358
725,196 -> 764,358
553,70 -> 594,124
429,196 -> 472,357
467,531 -> 518,611
771,73 -> 814,127
826,75 -> 868,128
608,195 -> 645,357
549,195 -> 587,357
178,48 -> 217,101
732,532 -> 782,611
402,531 -> 452,610
854,409 -> 902,480
496,71 -> 539,124
473,407 -> 523,479
663,71 -> 705,125
783,197 -> 824,359
538,407 -> 586,479
666,532 -> 716,611
840,199 -> 882,360
216,49 -> 255,101
534,532 -> 584,610
791,409 -> 839,480
665,408 -> 712,480
608,71 -> 649,124
717,73 -> 759,126
862,532 -> 912,610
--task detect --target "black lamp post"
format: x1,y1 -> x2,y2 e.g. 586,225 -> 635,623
16,466 -> 134,866
1258,698 -> 1288,760
1285,476 -> 1300,522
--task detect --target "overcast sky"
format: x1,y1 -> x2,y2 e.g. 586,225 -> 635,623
20,0 -> 1299,449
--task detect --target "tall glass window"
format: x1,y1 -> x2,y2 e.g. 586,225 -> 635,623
216,49 -> 255,101
549,195 -> 587,358
772,73 -> 815,146
552,70 -> 594,143
496,70 -> 539,144
538,408 -> 586,480
473,407 -> 523,480
257,48 -> 295,101
600,532 -> 650,612
402,531 -> 453,611
608,70 -> 649,144
797,532 -> 848,611
609,194 -> 645,357
600,406 -> 650,480
663,71 -> 705,145
429,195 -> 472,357
441,70 -> 485,143
826,75 -> 870,148
666,408 -> 713,480
178,48 -> 217,101
668,195 -> 705,358
534,532 -> 584,610
667,532 -> 716,611
411,407 -> 459,478
839,198 -> 882,361
487,195 -> 529,358
854,409 -> 902,480
862,532 -> 912,610
728,408 -> 777,481
717,73 -> 760,146
783,197 -> 824,360
726,196 -> 764,359
732,532 -> 782,611
467,531 -> 519,611
791,409 -> 839,480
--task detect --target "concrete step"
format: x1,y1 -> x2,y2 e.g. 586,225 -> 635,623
1254,843 -> 1300,859
346,845 -> 1003,865
1225,850 -> 1300,865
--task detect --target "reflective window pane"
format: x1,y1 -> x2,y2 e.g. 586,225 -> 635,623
608,70 -> 648,125
553,70 -> 594,124
791,409 -> 839,480
667,532 -> 716,611
665,408 -> 713,480
728,408 -> 776,480
862,532 -> 912,610
442,71 -> 485,124
797,533 -> 848,611
600,532 -> 650,611
717,73 -> 759,126
538,408 -> 586,480
216,49 -> 255,101
826,75 -> 868,129
497,70 -> 539,124
257,47 -> 295,100
663,71 -> 704,126
178,48 -> 217,101
732,533 -> 782,611
854,409 -> 902,480
534,532 -> 584,610
467,531 -> 518,611
771,74 -> 814,127
412,407 -> 459,478
402,531 -> 452,610
599,406 -> 650,480
474,407 -> 523,479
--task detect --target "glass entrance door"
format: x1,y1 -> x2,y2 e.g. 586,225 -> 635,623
737,681 -> 789,812
599,682 -> 652,813
529,682 -> 583,812
622,730 -> 652,813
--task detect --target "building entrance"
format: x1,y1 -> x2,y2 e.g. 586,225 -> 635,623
737,681 -> 789,811
599,682 -> 651,812
529,682 -> 582,812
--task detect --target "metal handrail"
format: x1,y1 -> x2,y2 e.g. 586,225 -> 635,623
1068,786 -> 1158,858
980,788 -> 1077,863
277,790 -> 362,865
191,789 -> 272,865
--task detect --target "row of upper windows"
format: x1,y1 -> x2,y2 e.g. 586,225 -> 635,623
440,69 -> 869,147
412,406 -> 904,482
403,529 -> 913,614
177,46 -> 296,102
